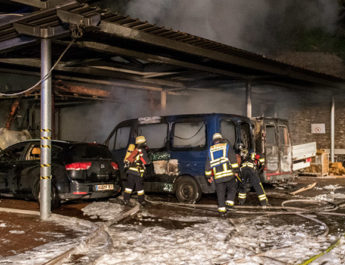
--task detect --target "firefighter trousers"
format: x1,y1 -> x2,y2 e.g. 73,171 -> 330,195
238,167 -> 267,206
123,172 -> 145,203
215,177 -> 238,212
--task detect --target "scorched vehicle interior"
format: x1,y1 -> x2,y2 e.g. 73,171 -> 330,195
0,140 -> 121,208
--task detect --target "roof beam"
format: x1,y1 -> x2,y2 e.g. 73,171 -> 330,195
0,58 -> 184,88
13,22 -> 68,38
99,20 -> 342,87
11,0 -> 75,9
0,66 -> 163,93
63,40 -> 247,79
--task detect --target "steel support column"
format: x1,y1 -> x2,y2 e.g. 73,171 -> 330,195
331,96 -> 335,163
246,81 -> 252,118
40,38 -> 52,220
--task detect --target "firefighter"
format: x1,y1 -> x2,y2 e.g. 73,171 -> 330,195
123,135 -> 151,206
205,133 -> 239,217
237,143 -> 268,206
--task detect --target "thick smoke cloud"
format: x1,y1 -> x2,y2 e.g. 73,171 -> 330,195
50,0 -> 340,143
125,0 -> 339,54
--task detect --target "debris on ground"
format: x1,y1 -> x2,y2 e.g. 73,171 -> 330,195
290,182 -> 317,195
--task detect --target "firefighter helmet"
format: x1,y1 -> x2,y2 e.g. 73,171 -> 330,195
212,133 -> 223,141
135,135 -> 146,145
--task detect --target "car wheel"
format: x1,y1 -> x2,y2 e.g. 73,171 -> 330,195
175,176 -> 201,204
33,180 -> 61,210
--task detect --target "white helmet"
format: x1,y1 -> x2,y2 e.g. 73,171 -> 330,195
212,133 -> 223,141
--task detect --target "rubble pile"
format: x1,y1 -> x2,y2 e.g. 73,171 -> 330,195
0,128 -> 31,150
329,162 -> 345,176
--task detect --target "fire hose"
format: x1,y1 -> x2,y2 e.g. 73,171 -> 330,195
145,197 -> 345,264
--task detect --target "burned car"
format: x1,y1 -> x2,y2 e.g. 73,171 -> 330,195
0,140 -> 121,208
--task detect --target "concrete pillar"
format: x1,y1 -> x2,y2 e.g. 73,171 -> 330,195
161,89 -> 167,112
40,38 -> 52,220
331,96 -> 335,163
246,81 -> 252,118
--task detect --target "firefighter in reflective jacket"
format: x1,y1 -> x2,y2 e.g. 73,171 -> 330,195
123,135 -> 151,206
205,133 -> 239,216
237,144 -> 268,206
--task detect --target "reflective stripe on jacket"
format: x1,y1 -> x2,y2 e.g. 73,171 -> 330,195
205,140 -> 238,183
125,147 -> 150,177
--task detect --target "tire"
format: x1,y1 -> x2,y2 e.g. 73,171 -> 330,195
175,176 -> 201,203
33,180 -> 61,210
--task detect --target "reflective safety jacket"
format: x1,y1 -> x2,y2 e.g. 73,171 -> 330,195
241,152 -> 265,170
205,141 -> 239,183
124,145 -> 151,177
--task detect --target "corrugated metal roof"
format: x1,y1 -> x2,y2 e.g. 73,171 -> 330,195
0,1 -> 343,87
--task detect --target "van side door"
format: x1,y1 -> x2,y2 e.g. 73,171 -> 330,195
137,121 -> 169,191
264,123 -> 280,173
278,124 -> 292,173
170,118 -> 207,178
109,125 -> 132,177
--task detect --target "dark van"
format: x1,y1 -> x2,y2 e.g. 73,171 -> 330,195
105,113 -> 254,203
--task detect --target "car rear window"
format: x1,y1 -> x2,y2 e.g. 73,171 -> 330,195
66,144 -> 112,161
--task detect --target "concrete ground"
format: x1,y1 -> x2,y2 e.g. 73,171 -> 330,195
0,175 -> 345,261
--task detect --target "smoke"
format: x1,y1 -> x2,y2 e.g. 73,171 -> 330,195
59,83 -> 338,147
124,0 -> 339,54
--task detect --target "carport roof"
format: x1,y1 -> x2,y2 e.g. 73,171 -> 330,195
0,0 -> 344,101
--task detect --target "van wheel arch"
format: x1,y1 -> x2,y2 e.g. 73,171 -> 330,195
174,175 -> 202,203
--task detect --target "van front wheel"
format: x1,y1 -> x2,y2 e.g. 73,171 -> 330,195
175,176 -> 201,203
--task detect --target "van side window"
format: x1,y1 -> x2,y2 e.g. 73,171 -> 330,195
221,120 -> 235,147
240,123 -> 252,150
173,121 -> 206,148
138,123 -> 168,149
115,126 -> 131,150
265,125 -> 276,145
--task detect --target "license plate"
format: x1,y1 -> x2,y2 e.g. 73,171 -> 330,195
95,184 -> 114,191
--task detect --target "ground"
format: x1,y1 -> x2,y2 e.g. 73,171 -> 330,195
0,176 -> 345,264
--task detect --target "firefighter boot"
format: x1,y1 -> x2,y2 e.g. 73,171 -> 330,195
258,194 -> 268,207
238,193 -> 247,205
218,207 -> 227,218
225,200 -> 234,210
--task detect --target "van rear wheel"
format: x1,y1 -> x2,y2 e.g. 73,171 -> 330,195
175,176 -> 201,203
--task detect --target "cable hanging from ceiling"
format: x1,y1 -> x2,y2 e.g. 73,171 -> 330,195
0,38 -> 76,97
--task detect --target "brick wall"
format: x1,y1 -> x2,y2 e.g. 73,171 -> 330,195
288,101 -> 345,149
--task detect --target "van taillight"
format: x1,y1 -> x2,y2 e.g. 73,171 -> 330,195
111,162 -> 119,170
65,162 -> 92,171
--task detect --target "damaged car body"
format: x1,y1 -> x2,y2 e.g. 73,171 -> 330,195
106,113 -> 254,203
0,140 -> 121,208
